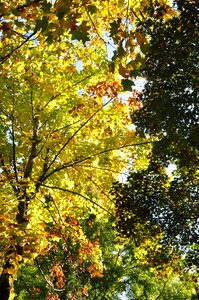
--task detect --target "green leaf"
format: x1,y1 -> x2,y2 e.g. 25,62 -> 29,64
71,30 -> 90,44
11,8 -> 19,16
36,16 -> 49,32
87,5 -> 97,14
42,0 -> 52,13
110,18 -> 122,37
121,79 -> 134,91
140,42 -> 149,54
45,32 -> 53,44
117,42 -> 126,57
56,6 -> 68,20
14,20 -> 24,27
130,69 -> 140,78
112,42 -> 126,61
70,21 -> 90,44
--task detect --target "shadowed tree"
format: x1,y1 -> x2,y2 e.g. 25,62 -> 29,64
112,0 -> 199,272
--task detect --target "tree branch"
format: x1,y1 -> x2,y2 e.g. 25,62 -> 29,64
36,119 -> 81,158
0,0 -> 42,18
0,30 -> 37,64
0,155 -> 18,194
81,172 -> 114,203
24,90 -> 40,178
40,184 -> 114,217
10,82 -> 18,184
76,164 -> 130,176
35,258 -> 65,292
85,6 -> 105,43
154,279 -> 169,300
38,97 -> 115,182
40,140 -> 153,183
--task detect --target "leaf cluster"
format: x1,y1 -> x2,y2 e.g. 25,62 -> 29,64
112,0 -> 199,273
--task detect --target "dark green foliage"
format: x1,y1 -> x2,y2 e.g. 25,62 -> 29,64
112,0 -> 199,269
133,0 -> 199,147
14,264 -> 47,300
112,158 -> 198,253
121,79 -> 134,91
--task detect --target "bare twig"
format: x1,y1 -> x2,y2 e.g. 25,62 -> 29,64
38,71 -> 99,112
81,172 -> 114,203
154,279 -> 169,300
76,164 -> 129,176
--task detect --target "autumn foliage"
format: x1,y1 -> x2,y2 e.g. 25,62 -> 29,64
0,0 -> 198,299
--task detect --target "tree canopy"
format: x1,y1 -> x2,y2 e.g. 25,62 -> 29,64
0,0 -> 198,299
113,0 -> 199,271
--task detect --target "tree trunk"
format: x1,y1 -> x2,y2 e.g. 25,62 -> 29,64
0,259 -> 12,300
0,196 -> 28,300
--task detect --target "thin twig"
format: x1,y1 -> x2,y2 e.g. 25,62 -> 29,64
40,184 -> 114,217
82,172 -> 114,203
0,0 -> 42,18
39,71 -> 100,112
35,258 -> 65,292
24,90 -> 40,178
40,140 -> 153,183
77,164 -> 130,176
85,6 -> 106,43
38,97 -> 115,182
0,30 -> 37,64
11,82 -> 18,184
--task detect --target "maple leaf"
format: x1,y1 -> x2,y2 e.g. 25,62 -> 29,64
71,21 -> 90,44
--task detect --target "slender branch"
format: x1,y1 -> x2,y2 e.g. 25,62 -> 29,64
154,279 -> 169,300
0,30 -> 37,64
139,10 -> 147,21
0,0 -> 42,18
77,164 -> 129,176
40,184 -> 114,217
85,6 -> 105,43
52,121 -> 81,135
82,172 -> 114,203
10,84 -> 18,184
96,279 -> 129,300
36,119 -> 81,157
10,29 -> 27,39
130,7 -> 152,35
39,92 -> 62,111
91,140 -> 152,156
95,247 -> 125,300
38,97 -> 115,182
38,196 -> 58,224
51,195 -> 64,224
73,71 -> 99,86
24,90 -> 40,178
39,71 -> 99,112
0,155 -> 18,193
35,259 -> 65,292
37,110 -> 60,131
40,141 -> 153,183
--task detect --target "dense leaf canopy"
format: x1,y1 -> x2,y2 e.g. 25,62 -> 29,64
0,0 -> 198,299
133,0 -> 199,147
113,0 -> 199,271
